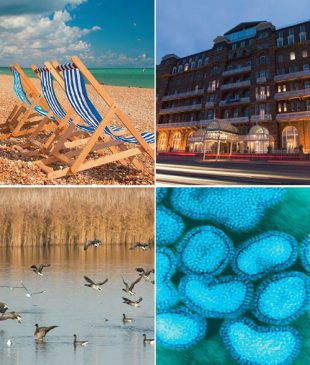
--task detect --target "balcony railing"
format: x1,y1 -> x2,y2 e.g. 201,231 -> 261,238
220,80 -> 251,90
207,86 -> 217,93
162,89 -> 205,101
205,101 -> 215,108
274,69 -> 310,82
256,94 -> 267,101
276,110 -> 310,121
250,114 -> 272,122
219,97 -> 250,106
157,120 -> 208,129
256,76 -> 267,84
222,116 -> 249,124
274,88 -> 310,100
222,66 -> 251,77
159,103 -> 202,114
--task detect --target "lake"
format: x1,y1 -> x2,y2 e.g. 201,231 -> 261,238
0,245 -> 154,365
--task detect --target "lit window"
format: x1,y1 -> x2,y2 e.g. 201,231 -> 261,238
267,86 -> 270,96
184,63 -> 189,72
278,104 -> 282,112
278,85 -> 281,92
303,50 -> 308,58
283,84 -> 287,92
290,52 -> 296,60
283,103 -> 287,112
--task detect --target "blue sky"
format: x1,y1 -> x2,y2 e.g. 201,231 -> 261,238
0,0 -> 154,67
157,0 -> 310,63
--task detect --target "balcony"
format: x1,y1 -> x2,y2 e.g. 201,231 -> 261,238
220,80 -> 251,90
274,88 -> 310,100
256,94 -> 267,101
162,89 -> 205,101
219,97 -> 250,106
222,116 -> 249,124
222,66 -> 251,77
256,76 -> 267,84
159,103 -> 202,114
157,120 -> 208,129
207,86 -> 217,93
250,114 -> 272,122
205,101 -> 215,108
274,69 -> 310,82
276,110 -> 310,121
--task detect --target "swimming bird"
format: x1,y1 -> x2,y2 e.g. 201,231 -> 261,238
0,302 -> 8,314
73,334 -> 88,346
34,324 -> 58,341
0,311 -> 22,323
20,281 -> 46,298
30,264 -> 51,276
84,276 -> 108,290
122,276 -> 142,295
84,239 -> 102,251
122,313 -> 134,323
130,242 -> 151,251
136,268 -> 154,280
143,334 -> 155,345
122,297 -> 143,308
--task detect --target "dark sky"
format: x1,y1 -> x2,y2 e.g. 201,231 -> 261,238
157,0 -> 310,63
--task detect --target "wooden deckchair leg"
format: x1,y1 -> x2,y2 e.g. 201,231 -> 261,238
69,106 -> 117,174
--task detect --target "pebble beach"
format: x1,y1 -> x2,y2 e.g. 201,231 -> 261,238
0,74 -> 154,185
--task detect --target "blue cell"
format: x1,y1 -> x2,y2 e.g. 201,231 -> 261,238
220,317 -> 301,365
170,188 -> 285,232
156,206 -> 185,246
179,275 -> 253,319
177,226 -> 233,275
232,231 -> 298,281
157,308 -> 207,349
156,188 -> 168,203
253,271 -> 309,325
157,248 -> 179,310
301,234 -> 310,272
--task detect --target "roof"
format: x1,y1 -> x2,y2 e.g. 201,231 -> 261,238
225,22 -> 264,35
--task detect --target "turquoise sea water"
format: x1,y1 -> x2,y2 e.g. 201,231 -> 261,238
157,188 -> 310,365
0,67 -> 154,88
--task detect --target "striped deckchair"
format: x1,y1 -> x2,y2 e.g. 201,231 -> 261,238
33,56 -> 154,180
0,65 -> 56,140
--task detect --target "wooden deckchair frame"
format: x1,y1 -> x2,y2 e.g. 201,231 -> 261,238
0,64 -> 56,140
32,56 -> 154,180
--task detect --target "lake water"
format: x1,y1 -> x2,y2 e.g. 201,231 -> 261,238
157,188 -> 310,365
0,245 -> 154,365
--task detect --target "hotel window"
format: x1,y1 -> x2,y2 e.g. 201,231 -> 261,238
277,54 -> 284,62
289,28 -> 295,35
303,64 -> 310,70
207,111 -> 214,120
303,50 -> 308,58
283,84 -> 287,92
224,110 -> 229,119
191,61 -> 196,69
307,100 -> 310,111
278,104 -> 282,113
232,43 -> 237,50
267,85 -> 270,96
243,107 -> 249,117
172,67 -> 177,74
305,81 -> 310,89
184,63 -> 189,71
288,35 -> 295,46
233,109 -> 239,118
197,59 -> 202,68
277,38 -> 283,47
211,80 -> 217,90
178,65 -> 183,73
277,85 -> 282,92
240,41 -> 245,48
291,101 -> 296,112
300,24 -> 306,32
246,61 -> 251,67
300,32 -> 307,43
297,101 -> 301,111
283,103 -> 287,112
290,52 -> 296,61
204,57 -> 209,64
260,87 -> 265,96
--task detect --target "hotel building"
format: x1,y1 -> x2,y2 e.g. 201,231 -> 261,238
156,20 -> 310,154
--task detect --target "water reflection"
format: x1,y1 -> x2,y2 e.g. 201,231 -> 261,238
0,245 -> 154,365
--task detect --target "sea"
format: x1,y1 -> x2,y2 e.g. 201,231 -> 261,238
0,67 -> 154,89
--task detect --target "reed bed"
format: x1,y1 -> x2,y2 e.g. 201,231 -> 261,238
0,188 -> 154,247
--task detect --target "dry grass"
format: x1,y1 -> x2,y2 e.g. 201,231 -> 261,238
0,188 -> 154,247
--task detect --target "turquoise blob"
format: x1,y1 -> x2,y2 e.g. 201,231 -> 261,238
170,188 -> 285,232
157,248 -> 179,309
232,231 -> 298,280
179,275 -> 253,319
253,271 -> 309,325
157,188 -> 168,203
157,309 -> 207,349
177,226 -> 233,275
301,234 -> 310,272
157,206 -> 185,246
221,317 -> 301,365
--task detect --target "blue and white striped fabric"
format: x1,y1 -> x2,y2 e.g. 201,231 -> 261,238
12,68 -> 55,121
58,63 -> 154,144
37,67 -> 66,120
13,70 -> 31,106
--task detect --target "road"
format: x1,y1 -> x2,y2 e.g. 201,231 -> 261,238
156,156 -> 310,185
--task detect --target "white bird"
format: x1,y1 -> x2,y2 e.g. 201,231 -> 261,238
7,339 -> 12,347
20,281 -> 46,298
